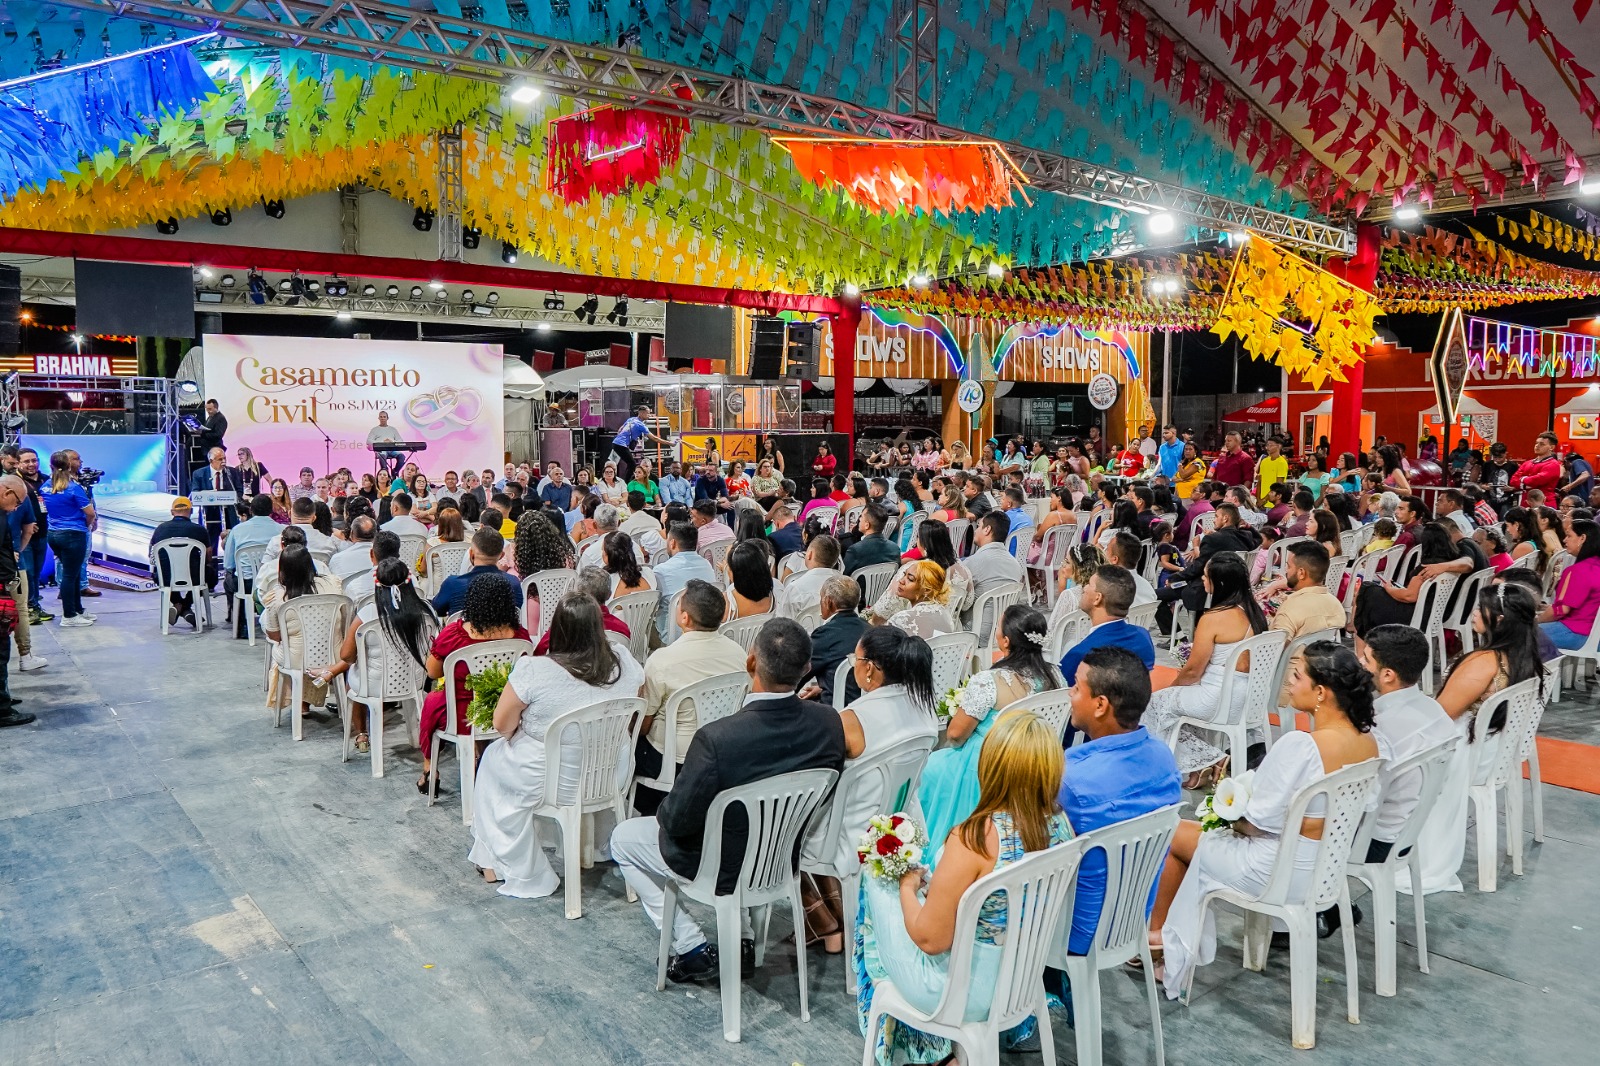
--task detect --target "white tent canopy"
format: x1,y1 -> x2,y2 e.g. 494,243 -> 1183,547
1556,387 -> 1600,415
1302,397 -> 1375,417
502,355 -> 544,399
1421,394 -> 1496,418
540,364 -> 652,390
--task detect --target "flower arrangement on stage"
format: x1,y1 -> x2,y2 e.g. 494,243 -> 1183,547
858,812 -> 929,882
1196,771 -> 1256,833
464,661 -> 513,732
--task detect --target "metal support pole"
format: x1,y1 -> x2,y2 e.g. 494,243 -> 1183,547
893,0 -> 939,119
437,124 -> 464,263
338,185 -> 360,256
1159,330 -> 1171,430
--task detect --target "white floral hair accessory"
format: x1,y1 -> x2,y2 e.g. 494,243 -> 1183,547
1024,629 -> 1048,648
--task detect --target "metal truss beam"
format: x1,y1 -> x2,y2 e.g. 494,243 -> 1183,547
20,274 -> 666,330
892,0 -> 938,121
57,0 -> 1356,257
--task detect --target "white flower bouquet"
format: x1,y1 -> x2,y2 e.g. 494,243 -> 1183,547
1195,770 -> 1256,833
933,681 -> 968,722
857,812 -> 928,881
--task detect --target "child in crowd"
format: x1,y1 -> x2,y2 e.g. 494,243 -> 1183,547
1363,517 -> 1397,555
1150,520 -> 1182,589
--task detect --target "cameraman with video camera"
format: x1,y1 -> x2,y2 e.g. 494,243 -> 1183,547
40,450 -> 98,626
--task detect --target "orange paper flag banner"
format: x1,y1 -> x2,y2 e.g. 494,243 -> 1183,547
770,137 -> 1028,215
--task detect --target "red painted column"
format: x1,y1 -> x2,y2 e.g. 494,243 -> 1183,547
1326,223 -> 1383,457
832,300 -> 860,467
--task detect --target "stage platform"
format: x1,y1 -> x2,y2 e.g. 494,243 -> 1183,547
94,490 -> 181,579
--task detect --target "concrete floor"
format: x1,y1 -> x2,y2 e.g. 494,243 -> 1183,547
2,586 -> 1595,1064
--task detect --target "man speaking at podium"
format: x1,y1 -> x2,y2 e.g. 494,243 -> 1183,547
188,447 -> 242,557
367,411 -> 405,477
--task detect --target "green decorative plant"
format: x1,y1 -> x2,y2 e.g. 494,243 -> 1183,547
464,661 -> 512,732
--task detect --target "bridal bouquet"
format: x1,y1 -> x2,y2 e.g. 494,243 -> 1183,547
1196,771 -> 1256,832
857,812 -> 928,882
1171,640 -> 1193,669
933,681 -> 968,723
463,661 -> 513,732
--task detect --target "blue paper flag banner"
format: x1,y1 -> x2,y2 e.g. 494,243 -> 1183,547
0,36 -> 218,200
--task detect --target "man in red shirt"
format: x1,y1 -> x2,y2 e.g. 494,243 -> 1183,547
1208,430 -> 1256,490
1509,431 -> 1563,506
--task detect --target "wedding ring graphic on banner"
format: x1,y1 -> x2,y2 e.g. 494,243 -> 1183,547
1086,373 -> 1120,411
405,385 -> 484,437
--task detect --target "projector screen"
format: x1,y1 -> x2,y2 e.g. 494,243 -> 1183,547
75,260 -> 196,338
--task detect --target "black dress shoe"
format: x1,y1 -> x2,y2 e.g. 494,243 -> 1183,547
742,938 -> 756,978
1317,903 -> 1363,939
666,943 -> 719,984
0,709 -> 37,728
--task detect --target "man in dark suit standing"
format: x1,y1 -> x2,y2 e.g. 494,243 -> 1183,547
798,575 -> 866,706
149,496 -> 212,629
188,447 -> 243,558
611,617 -> 846,983
188,399 -> 228,452
843,504 -> 899,574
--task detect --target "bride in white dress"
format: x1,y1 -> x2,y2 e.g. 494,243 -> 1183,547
468,592 -> 644,898
1143,551 -> 1268,784
1399,581 -> 1546,895
1153,641 -> 1379,997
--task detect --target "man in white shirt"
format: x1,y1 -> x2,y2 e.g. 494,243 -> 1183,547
632,579 -> 750,816
1107,531 -> 1157,607
1434,488 -> 1476,537
366,411 -> 404,477
577,504 -> 625,570
329,515 -> 378,581
260,497 -> 341,578
784,534 -> 841,617
380,492 -> 429,539
620,489 -> 663,540
963,512 -> 1025,597
651,522 -> 717,642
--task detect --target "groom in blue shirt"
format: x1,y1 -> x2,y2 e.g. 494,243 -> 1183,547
1058,565 -> 1156,688
1055,646 -> 1181,959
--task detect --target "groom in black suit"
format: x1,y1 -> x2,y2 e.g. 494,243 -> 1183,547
611,617 -> 846,983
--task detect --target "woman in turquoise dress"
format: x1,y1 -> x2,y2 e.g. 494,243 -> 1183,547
917,604 -> 1062,866
857,709 -> 1072,1065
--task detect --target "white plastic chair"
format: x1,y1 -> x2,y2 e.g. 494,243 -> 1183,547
655,767 -> 839,1043
610,589 -> 661,665
718,613 -> 769,652
791,601 -> 824,633
697,539 -> 733,573
1443,567 -> 1493,654
945,517 -> 972,557
429,638 -> 537,824
341,569 -> 375,612
1322,556 -> 1351,599
862,835 -> 1088,1066
1268,628 -> 1342,738
776,551 -> 807,581
1468,677 -> 1546,892
928,631 -> 979,697
521,567 -> 577,637
853,561 -> 899,607
531,695 -> 644,919
969,580 -> 1028,660
396,532 -> 429,574
1026,525 -> 1075,608
1345,737 -> 1458,997
1188,758 -> 1381,1049
340,623 -> 428,778
832,654 -> 857,711
150,539 -> 210,635
1126,601 -> 1158,633
1338,528 -> 1363,557
1406,573 -> 1459,696
1543,548 -> 1574,599
1045,805 -> 1181,1066
808,505 -> 839,533
1046,606 -> 1094,665
800,734 -> 936,994
270,594 -> 352,742
1164,630 -> 1288,772
629,670 -> 750,804
1006,687 -> 1075,741
1264,536 -> 1313,579
423,542 -> 471,598
232,542 -> 267,646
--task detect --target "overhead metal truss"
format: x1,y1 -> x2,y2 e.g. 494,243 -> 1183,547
19,275 -> 667,331
57,0 -> 1357,257
892,0 -> 938,121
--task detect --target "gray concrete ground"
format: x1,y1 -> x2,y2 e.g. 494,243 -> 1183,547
1,586 -> 1595,1064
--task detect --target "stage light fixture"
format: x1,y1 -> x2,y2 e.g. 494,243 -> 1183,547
501,241 -> 519,264
536,322 -> 551,331
1147,211 -> 1176,235
435,289 -> 448,301
362,284 -> 376,297
605,297 -> 629,326
220,274 -> 236,287
461,289 -> 475,302
196,267 -> 213,280
386,285 -> 400,298
410,285 -> 424,299
197,290 -> 223,303
986,263 -> 1005,278
910,274 -> 930,287
305,279 -> 321,295
842,282 -> 860,297
277,278 -> 293,292
1393,204 -> 1421,222
327,276 -> 349,297
543,291 -> 565,310
413,207 -> 435,232
429,280 -> 445,290
1581,176 -> 1600,195
210,207 -> 231,226
509,81 -> 540,103
576,295 -> 600,324
336,311 -> 352,321
486,292 -> 500,304
461,226 -> 481,250
176,380 -> 200,395
470,304 -> 494,316
263,199 -> 286,219
155,217 -> 179,234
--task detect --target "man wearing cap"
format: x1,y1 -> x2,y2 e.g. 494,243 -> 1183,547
150,497 -> 212,629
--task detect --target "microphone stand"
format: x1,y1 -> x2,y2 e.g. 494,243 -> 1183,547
307,415 -> 335,476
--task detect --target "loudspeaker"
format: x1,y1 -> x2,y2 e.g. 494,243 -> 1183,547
749,316 -> 786,379
785,320 -> 819,381
0,264 -> 19,356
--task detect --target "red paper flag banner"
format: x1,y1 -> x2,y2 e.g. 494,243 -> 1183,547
545,99 -> 690,203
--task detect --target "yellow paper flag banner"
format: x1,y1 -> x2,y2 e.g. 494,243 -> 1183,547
1211,234 -> 1382,390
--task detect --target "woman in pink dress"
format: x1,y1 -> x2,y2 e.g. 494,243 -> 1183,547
416,571 -> 529,793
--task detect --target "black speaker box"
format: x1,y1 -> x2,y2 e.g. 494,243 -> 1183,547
0,264 -> 20,356
749,316 -> 786,379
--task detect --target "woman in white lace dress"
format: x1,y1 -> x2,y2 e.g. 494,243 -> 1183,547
1154,641 -> 1379,997
865,519 -> 973,623
1142,551 -> 1267,786
468,592 -> 644,898
882,560 -> 959,639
